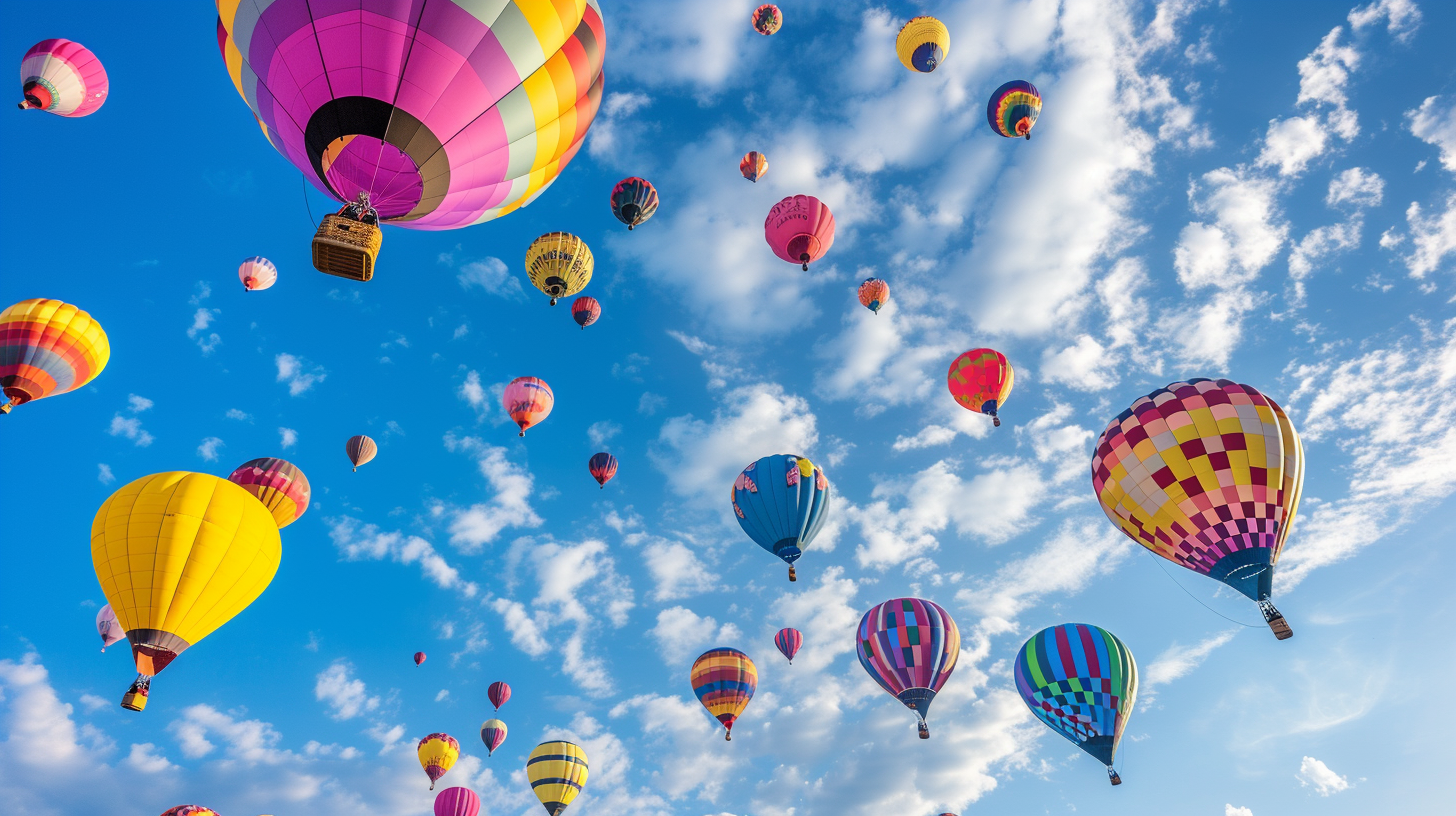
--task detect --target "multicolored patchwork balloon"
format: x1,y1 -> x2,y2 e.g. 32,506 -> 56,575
856,598 -> 960,739
417,733 -> 460,790
589,452 -> 618,488
18,39 -> 107,116
691,647 -> 758,740
434,786 -> 481,816
96,604 -> 125,652
610,177 -> 659,230
774,628 -> 802,664
1015,623 -> 1137,785
896,17 -> 949,73
858,278 -> 889,314
480,718 -> 507,756
740,151 -> 768,182
1,298 -> 109,414
346,435 -> 377,472
947,348 -> 1014,427
987,80 -> 1042,140
1091,378 -> 1303,639
752,5 -> 783,36
571,296 -> 601,329
488,680 -> 512,710
526,233 -> 594,305
731,454 -> 831,582
504,377 -> 554,436
217,1 -> 604,228
238,256 -> 277,291
528,740 -> 588,816
765,195 -> 836,270
227,457 -> 310,528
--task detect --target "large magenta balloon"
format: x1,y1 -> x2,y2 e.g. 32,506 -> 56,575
217,1 -> 605,229
765,195 -> 835,270
434,786 -> 481,816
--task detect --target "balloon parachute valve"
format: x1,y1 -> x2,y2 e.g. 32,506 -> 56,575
1259,600 -> 1293,640
1108,767 -> 1122,786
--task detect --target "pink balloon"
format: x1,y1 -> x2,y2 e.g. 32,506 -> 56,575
96,604 -> 125,651
764,194 -> 836,270
434,786 -> 480,816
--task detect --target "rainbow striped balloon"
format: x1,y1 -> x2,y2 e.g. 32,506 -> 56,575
690,647 -> 757,740
1,298 -> 109,414
856,598 -> 960,738
217,0 -> 605,229
987,79 -> 1042,139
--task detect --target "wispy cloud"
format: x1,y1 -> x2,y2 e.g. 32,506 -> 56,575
279,427 -> 298,449
97,464 -> 114,485
196,437 -> 224,462
326,516 -> 476,597
1297,756 -> 1352,795
276,353 -> 326,396
108,394 -> 155,446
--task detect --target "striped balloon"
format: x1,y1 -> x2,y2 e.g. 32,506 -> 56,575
345,435 -> 377,471
528,740 -> 588,816
571,296 -> 601,329
480,718 -> 507,756
895,16 -> 949,73
610,177 -> 659,230
238,256 -> 277,291
434,786 -> 481,816
731,454 -> 831,582
488,680 -> 512,710
856,598 -> 960,738
739,151 -> 768,182
1,298 -> 109,414
588,452 -> 618,487
774,627 -> 802,664
18,39 -> 108,117
503,377 -> 554,436
217,1 -> 604,228
417,733 -> 459,790
159,807 -> 220,816
857,278 -> 889,314
227,457 -> 310,528
987,80 -> 1042,139
1014,623 -> 1137,785
947,348 -> 1014,427
526,233 -> 594,305
690,648 -> 757,740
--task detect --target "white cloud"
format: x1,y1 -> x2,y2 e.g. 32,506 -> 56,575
326,516 -> 477,597
1297,756 -> 1352,795
1382,192 -> 1456,279
1408,96 -> 1456,172
279,427 -> 298,449
1257,115 -> 1328,177
1141,630 -> 1238,702
96,464 -> 114,485
125,742 -> 176,773
587,420 -> 622,449
108,416 -> 153,447
78,693 -> 109,713
610,2 -> 754,93
169,704 -> 294,764
127,394 -> 153,413
314,661 -> 380,721
648,606 -> 742,666
1326,167 -> 1384,207
1226,806 -> 1254,816
276,353 -> 326,396
491,598 -> 551,657
891,424 -> 958,452
1041,334 -> 1117,391
442,433 -> 543,551
456,256 -> 525,299
1348,0 -> 1422,42
196,436 -> 224,462
587,91 -> 653,160
187,307 -> 222,355
225,408 -> 252,421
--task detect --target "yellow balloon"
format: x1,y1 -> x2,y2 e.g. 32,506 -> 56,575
417,732 -> 460,790
91,472 -> 282,711
528,740 -> 589,815
895,16 -> 950,73
525,232 -> 594,305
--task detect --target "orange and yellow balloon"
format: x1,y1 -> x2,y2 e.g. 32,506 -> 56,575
92,472 -> 282,711
947,348 -> 1014,427
418,732 -> 460,790
227,457 -> 310,528
1,298 -> 109,414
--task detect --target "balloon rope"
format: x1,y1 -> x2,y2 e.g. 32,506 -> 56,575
303,174 -> 318,229
1141,550 -> 1261,628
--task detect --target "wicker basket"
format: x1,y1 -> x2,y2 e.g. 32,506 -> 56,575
312,214 -> 383,282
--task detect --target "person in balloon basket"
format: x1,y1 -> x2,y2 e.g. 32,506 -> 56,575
338,191 -> 379,225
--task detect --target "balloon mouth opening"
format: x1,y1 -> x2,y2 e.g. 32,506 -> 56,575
621,204 -> 640,224
243,277 -> 256,289
21,81 -> 51,110
2,377 -> 40,408
321,135 -> 424,219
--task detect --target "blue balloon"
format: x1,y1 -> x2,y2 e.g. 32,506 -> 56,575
730,454 -> 830,582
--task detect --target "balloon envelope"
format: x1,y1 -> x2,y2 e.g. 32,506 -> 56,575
987,80 -> 1042,139
765,195 -> 835,270
488,681 -> 512,710
1,298 -> 109,414
434,787 -> 481,816
691,648 -> 757,739
418,733 -> 460,790
774,628 -> 802,663
858,278 -> 889,313
731,454 -> 830,581
1015,623 -> 1137,782
504,377 -> 554,436
589,452 -> 618,487
217,1 -> 605,228
610,177 -> 659,229
346,435 -> 377,471
528,740 -> 589,816
414,651 -> 427,666
752,5 -> 783,35
571,296 -> 601,329
857,598 -> 960,736
19,39 -> 108,116
239,256 -> 277,291
947,348 -> 1014,426
227,457 -> 310,528
96,604 -> 125,651
159,807 -> 220,816
739,151 -> 768,182
526,233 -> 594,304
896,17 -> 949,72
481,718 -> 507,755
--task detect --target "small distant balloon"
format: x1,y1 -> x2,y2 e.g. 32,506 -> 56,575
346,435 -> 377,471
739,151 -> 768,182
947,348 -> 1014,427
610,177 -> 659,230
239,257 -> 277,291
159,807 -> 221,816
488,680 -> 512,710
858,278 -> 889,314
896,17 -> 950,73
414,651 -> 426,666
504,377 -> 554,437
765,195 -> 835,270
571,296 -> 601,329
227,457 -> 310,528
987,80 -> 1042,140
774,628 -> 802,664
18,39 -> 108,116
480,718 -> 507,756
589,452 -> 618,488
96,604 -> 125,652
752,5 -> 783,35
434,787 -> 481,816
418,732 -> 459,790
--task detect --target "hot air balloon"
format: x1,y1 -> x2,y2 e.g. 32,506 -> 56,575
92,473 -> 282,711
589,452 -> 618,488
346,435 -> 377,472
947,348 -> 1014,427
857,598 -> 960,739
774,628 -> 802,664
238,257 -> 277,291
18,39 -> 107,116
987,80 -> 1042,140
96,604 -> 125,652
1,298 -> 109,415
1091,379 -> 1304,639
434,787 -> 481,816
752,5 -> 783,35
571,296 -> 601,329
610,177 -> 659,230
765,195 -> 835,270
690,648 -> 757,741
160,807 -> 220,816
740,151 -> 768,182
504,377 -> 554,436
227,458 -> 310,529
418,733 -> 460,790
526,233 -> 594,305
528,740 -> 589,816
895,17 -> 949,73
414,652 -> 427,666
481,719 -> 507,756
858,278 -> 889,314
731,454 -> 830,582
217,1 -> 605,280
1015,623 -> 1137,785
488,681 -> 512,710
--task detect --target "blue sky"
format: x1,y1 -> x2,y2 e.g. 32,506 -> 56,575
3,1 -> 1455,815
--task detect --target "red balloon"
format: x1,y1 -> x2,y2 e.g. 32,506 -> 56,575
765,195 -> 835,270
414,651 -> 426,666
571,296 -> 601,329
488,680 -> 511,710
589,452 -> 618,488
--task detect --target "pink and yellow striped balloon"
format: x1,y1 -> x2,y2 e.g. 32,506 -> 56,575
1,298 -> 109,414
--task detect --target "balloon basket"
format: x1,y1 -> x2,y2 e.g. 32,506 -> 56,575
1259,600 -> 1293,640
917,723 -> 929,740
312,215 -> 382,282
1108,768 -> 1122,786
788,566 -> 797,582
121,677 -> 150,712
